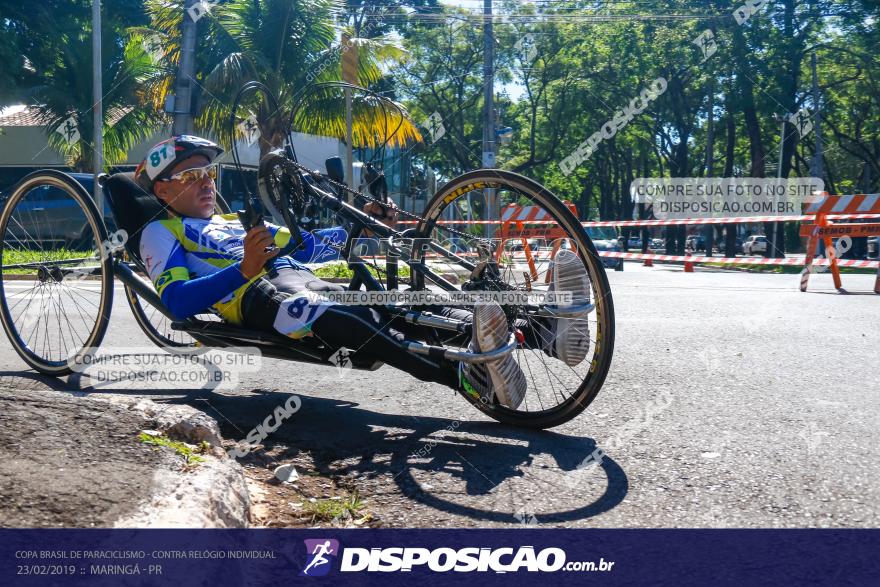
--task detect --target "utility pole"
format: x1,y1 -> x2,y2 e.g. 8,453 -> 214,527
342,34 -> 357,196
767,114 -> 787,258
703,78 -> 715,256
172,0 -> 199,135
92,0 -> 103,214
482,0 -> 496,237
704,78 -> 715,176
810,51 -> 826,259
809,52 -> 824,181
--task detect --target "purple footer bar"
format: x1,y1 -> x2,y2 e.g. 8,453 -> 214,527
1,529 -> 876,586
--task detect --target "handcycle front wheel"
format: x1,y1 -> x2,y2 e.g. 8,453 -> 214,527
0,170 -> 114,375
411,169 -> 615,429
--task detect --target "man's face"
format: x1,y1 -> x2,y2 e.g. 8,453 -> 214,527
153,155 -> 216,218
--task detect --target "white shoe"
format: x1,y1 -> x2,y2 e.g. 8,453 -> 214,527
548,249 -> 591,367
461,302 -> 526,409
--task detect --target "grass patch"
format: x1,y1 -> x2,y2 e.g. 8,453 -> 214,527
311,261 -> 411,280
1,248 -> 94,275
303,491 -> 365,524
138,432 -> 208,466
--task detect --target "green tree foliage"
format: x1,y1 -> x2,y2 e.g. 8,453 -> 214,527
137,0 -> 421,158
1,0 -> 158,171
395,0 -> 880,249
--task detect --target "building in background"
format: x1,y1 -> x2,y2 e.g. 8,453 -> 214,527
0,104 -> 338,193
0,105 -> 427,228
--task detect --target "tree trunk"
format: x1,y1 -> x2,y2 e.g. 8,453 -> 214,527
733,25 -> 769,258
723,95 -> 737,258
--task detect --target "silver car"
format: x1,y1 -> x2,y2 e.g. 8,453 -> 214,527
742,235 -> 768,255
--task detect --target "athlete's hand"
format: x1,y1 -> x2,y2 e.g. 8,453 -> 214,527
363,200 -> 399,224
362,201 -> 399,237
240,225 -> 279,279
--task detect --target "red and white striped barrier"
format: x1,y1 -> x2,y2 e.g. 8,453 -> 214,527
798,194 -> 880,293
805,193 -> 880,214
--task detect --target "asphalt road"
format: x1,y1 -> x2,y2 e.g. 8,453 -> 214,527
1,264 -> 877,528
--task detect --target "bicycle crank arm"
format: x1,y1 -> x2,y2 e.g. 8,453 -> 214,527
403,333 -> 517,364
526,301 -> 595,318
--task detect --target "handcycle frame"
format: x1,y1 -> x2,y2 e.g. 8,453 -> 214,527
93,162 -> 592,372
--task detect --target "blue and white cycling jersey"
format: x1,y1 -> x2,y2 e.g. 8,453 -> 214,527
139,213 -> 346,323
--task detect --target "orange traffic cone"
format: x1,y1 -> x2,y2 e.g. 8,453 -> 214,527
684,261 -> 694,272
644,258 -> 653,267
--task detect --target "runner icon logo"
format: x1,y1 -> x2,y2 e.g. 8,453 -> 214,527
301,539 -> 340,577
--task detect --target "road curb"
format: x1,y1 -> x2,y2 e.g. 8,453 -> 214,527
98,395 -> 251,528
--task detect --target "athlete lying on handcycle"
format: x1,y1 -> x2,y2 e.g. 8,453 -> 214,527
134,136 -> 591,409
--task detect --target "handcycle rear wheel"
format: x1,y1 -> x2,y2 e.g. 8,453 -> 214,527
0,171 -> 113,375
124,278 -> 211,351
411,169 -> 615,429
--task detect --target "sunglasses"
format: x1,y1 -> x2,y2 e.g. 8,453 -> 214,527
159,164 -> 218,184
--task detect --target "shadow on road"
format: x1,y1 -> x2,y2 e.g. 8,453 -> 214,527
190,391 -> 628,525
0,370 -> 79,393
1,372 -> 628,525
809,288 -> 878,295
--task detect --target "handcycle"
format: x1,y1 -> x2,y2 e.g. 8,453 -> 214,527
0,85 -> 615,429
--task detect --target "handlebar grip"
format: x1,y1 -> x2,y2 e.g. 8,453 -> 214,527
237,208 -> 264,231
237,209 -> 278,276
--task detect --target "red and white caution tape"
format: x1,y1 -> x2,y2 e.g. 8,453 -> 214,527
399,213 -> 880,226
582,213 -> 880,227
597,251 -> 880,268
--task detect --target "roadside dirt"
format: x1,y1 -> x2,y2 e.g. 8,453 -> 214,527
0,383 -> 172,527
233,444 -> 382,528
0,381 -> 249,528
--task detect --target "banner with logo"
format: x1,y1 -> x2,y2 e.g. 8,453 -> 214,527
2,529 -> 877,585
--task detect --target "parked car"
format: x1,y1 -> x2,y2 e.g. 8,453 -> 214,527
650,238 -> 665,250
867,236 -> 879,259
742,235 -> 768,255
713,238 -> 743,255
586,227 -> 623,270
504,238 -> 540,253
0,173 -> 115,250
685,235 -> 706,252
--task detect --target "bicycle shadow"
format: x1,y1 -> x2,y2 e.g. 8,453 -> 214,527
0,370 -> 83,393
176,390 -> 629,526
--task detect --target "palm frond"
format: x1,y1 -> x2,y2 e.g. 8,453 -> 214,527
291,90 -> 422,148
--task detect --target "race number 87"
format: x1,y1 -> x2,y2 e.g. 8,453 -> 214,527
150,144 -> 169,167
287,296 -> 319,322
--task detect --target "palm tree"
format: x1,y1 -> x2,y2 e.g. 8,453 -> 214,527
139,0 -> 421,159
9,1 -> 162,171
32,36 -> 164,171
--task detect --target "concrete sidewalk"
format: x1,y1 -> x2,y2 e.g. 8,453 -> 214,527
0,385 -> 250,528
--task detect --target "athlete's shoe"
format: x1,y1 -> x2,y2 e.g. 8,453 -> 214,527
546,249 -> 591,367
460,302 -> 527,409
